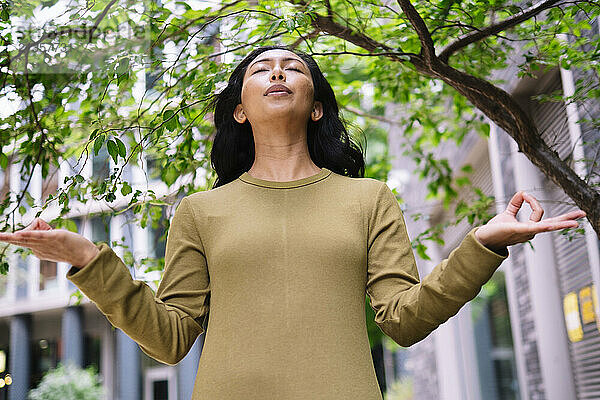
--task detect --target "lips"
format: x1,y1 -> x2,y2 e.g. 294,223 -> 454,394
264,84 -> 292,96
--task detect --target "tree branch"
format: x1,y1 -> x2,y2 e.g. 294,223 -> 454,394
88,0 -> 119,42
6,49 -> 49,219
342,105 -> 403,125
289,29 -> 320,50
395,0 -> 436,63
295,1 -> 600,234
11,0 -> 118,63
298,12 -> 424,68
425,59 -> 600,234
438,0 -> 562,63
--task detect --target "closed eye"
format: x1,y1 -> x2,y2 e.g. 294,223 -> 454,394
252,67 -> 303,75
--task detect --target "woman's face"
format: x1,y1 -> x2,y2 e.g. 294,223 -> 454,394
234,49 -> 322,126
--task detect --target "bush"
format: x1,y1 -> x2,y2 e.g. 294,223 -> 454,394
384,376 -> 414,400
28,362 -> 106,400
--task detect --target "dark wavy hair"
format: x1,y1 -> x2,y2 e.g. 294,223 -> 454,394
207,45 -> 366,188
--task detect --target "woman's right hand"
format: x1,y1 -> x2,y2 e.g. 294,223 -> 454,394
0,217 -> 100,268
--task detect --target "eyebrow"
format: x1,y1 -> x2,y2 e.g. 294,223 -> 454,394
248,57 -> 305,69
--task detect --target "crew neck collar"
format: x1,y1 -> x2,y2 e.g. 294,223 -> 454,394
238,167 -> 332,189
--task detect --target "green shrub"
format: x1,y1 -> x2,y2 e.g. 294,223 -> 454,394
28,362 -> 106,400
384,376 -> 414,400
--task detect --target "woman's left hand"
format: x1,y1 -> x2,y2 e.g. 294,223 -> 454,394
474,191 -> 587,254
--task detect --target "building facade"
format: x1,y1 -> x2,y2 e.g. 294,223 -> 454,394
381,15 -> 600,400
0,146 -> 210,399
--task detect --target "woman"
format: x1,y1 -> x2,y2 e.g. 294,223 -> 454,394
0,45 -> 585,399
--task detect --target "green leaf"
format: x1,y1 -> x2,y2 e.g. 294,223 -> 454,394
106,139 -> 119,164
140,211 -> 148,229
481,123 -> 490,136
455,176 -> 470,187
284,18 -> 295,33
121,181 -> 132,196
0,153 -> 7,169
24,191 -> 35,207
65,218 -> 78,233
163,110 -> 178,131
94,135 -> 105,156
105,192 -> 116,202
415,243 -> 431,260
116,57 -> 129,76
0,260 -> 8,275
162,163 -> 178,186
115,137 -> 126,158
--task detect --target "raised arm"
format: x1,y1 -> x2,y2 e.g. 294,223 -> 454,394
0,196 -> 210,365
366,183 -> 584,347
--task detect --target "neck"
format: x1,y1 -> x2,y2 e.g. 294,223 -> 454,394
247,118 -> 319,181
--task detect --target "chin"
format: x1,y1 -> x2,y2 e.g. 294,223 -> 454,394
261,103 -> 308,118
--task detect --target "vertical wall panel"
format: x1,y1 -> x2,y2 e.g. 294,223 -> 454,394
533,72 -> 600,400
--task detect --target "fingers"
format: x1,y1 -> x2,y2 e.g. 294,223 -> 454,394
22,219 -> 38,231
484,205 -> 587,248
13,231 -> 54,241
506,191 -> 545,222
520,219 -> 580,235
522,192 -> 544,222
21,218 -> 52,232
0,230 -> 51,247
0,235 -> 36,247
506,191 -> 525,217
543,210 -> 586,224
541,220 -> 579,231
0,232 -> 21,243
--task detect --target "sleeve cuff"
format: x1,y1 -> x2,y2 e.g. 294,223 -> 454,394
443,227 -> 509,289
469,227 -> 509,258
66,242 -> 130,304
66,242 -> 109,280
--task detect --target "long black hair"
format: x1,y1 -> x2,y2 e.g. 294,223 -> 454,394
208,44 -> 366,188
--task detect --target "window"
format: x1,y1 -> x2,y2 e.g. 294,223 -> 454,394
145,155 -> 162,182
143,365 -> 177,400
92,146 -> 110,182
147,209 -> 167,260
39,259 -> 58,292
83,334 -> 101,373
152,380 -> 168,400
15,253 -> 28,299
90,214 -> 111,244
30,338 -> 58,390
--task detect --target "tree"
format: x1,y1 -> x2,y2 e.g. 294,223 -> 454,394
1,0 -> 598,274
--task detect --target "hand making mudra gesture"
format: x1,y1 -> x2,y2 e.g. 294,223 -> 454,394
0,191 -> 587,267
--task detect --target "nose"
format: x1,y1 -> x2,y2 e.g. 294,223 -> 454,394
270,65 -> 286,81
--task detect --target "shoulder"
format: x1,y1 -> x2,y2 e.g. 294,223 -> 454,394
324,171 -> 392,219
184,177 -> 240,206
333,173 -> 399,215
327,170 -> 386,196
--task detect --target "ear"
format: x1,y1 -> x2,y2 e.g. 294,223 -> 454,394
233,104 -> 247,124
310,101 -> 323,122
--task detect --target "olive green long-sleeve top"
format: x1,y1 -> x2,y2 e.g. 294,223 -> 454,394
66,167 -> 508,399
